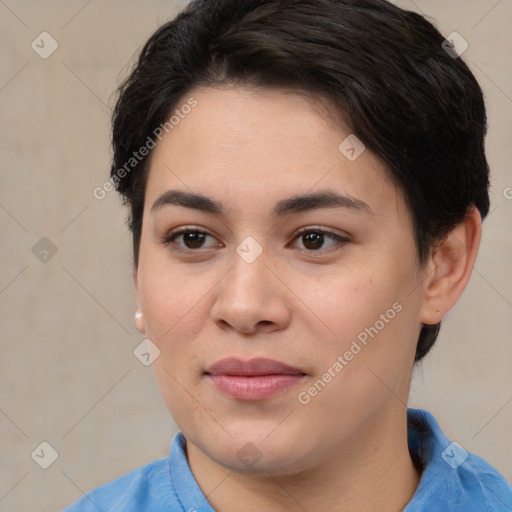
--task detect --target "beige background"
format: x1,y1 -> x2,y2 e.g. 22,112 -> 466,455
0,1 -> 511,510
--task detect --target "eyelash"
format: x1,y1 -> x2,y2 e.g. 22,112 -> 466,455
160,226 -> 349,255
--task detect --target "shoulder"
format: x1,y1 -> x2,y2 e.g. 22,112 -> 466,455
61,455 -> 176,511
406,408 -> 512,511
420,450 -> 512,510
461,451 -> 512,507
61,431 -> 212,512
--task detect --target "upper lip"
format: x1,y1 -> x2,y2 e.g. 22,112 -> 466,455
205,357 -> 306,376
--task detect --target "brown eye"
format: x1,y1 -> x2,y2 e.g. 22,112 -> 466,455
293,228 -> 349,252
302,232 -> 325,250
180,231 -> 207,249
162,229 -> 219,251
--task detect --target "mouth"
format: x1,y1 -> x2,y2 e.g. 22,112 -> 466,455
204,357 -> 307,401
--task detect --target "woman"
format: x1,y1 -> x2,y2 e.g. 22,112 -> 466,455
64,0 -> 512,510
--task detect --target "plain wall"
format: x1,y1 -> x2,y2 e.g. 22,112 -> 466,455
0,1 -> 511,510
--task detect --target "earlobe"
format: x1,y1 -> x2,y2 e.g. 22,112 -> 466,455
134,310 -> 146,334
419,206 -> 482,325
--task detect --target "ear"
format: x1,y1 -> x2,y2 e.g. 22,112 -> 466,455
132,264 -> 146,334
419,205 -> 482,325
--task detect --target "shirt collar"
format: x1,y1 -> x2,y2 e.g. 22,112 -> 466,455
168,432 -> 216,512
405,407 -> 511,511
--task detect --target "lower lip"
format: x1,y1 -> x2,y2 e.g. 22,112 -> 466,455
207,374 -> 306,400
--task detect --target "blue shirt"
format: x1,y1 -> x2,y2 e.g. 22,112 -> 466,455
62,408 -> 512,511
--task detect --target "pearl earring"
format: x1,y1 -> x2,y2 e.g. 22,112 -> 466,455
436,311 -> 441,316
135,311 -> 143,320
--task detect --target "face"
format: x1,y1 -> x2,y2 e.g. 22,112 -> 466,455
134,85 -> 429,475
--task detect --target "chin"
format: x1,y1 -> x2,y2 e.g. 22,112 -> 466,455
210,429 -> 313,476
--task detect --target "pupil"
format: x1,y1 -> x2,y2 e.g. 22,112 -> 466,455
304,233 -> 323,250
185,232 -> 205,248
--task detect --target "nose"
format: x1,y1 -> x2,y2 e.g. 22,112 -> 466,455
210,247 -> 291,335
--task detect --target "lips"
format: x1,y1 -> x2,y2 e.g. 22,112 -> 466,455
205,357 -> 306,376
205,357 -> 307,400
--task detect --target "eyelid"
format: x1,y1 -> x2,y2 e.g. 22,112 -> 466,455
293,225 -> 349,239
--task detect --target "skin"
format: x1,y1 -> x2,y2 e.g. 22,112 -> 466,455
133,85 -> 482,512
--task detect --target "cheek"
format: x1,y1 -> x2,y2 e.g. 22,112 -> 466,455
139,257 -> 208,340
297,258 -> 419,380
151,360 -> 205,435
289,262 -> 400,343
143,269 -> 207,426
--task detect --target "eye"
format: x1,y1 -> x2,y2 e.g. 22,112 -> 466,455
291,227 -> 349,252
161,228 -> 220,252
160,226 -> 349,254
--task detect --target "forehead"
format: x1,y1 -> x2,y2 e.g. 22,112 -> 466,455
144,85 -> 407,221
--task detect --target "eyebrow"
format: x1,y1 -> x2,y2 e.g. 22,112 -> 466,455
150,189 -> 374,217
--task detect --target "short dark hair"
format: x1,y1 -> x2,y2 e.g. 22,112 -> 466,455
110,0 -> 490,362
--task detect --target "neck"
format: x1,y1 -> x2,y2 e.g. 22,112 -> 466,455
186,407 -> 422,512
